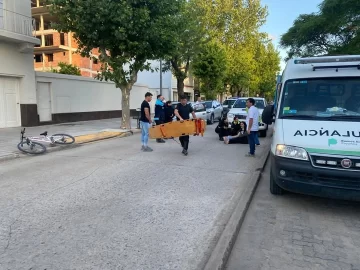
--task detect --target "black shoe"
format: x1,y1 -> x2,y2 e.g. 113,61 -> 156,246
182,149 -> 188,156
219,138 -> 224,141
157,139 -> 165,143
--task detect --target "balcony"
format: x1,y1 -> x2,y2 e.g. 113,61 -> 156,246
0,8 -> 40,48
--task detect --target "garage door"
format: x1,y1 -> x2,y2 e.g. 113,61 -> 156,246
0,77 -> 20,128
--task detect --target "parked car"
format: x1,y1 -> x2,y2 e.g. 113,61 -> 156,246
227,97 -> 268,137
171,102 -> 208,121
222,97 -> 238,116
203,100 -> 223,124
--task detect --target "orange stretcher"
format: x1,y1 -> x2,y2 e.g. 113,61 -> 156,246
149,119 -> 206,139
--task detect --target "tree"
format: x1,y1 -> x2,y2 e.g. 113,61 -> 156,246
192,43 -> 227,100
193,0 -> 270,97
51,62 -> 81,76
280,0 -> 360,59
163,0 -> 206,100
47,0 -> 184,128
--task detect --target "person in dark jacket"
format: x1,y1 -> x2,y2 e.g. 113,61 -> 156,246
215,116 -> 230,141
230,117 -> 241,135
164,101 -> 174,123
223,121 -> 248,144
154,95 -> 166,143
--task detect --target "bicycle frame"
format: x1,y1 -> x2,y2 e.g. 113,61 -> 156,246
20,129 -> 65,145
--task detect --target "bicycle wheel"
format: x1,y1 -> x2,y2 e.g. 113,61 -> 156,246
17,141 -> 46,155
52,134 -> 75,145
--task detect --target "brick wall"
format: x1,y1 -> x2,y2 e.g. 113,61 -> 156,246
33,32 -> 101,76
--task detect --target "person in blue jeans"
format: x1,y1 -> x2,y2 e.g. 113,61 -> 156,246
245,98 -> 260,157
140,92 -> 153,152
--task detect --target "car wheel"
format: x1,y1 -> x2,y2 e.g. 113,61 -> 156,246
270,168 -> 284,195
259,129 -> 267,137
207,114 -> 215,125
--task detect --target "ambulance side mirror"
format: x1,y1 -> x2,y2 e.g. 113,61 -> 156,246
262,105 -> 275,125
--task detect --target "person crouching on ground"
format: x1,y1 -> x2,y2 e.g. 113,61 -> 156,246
223,121 -> 248,144
174,95 -> 197,156
215,116 -> 230,141
230,116 -> 241,135
154,94 -> 166,143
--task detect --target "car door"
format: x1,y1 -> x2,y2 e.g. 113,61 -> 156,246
194,103 -> 207,120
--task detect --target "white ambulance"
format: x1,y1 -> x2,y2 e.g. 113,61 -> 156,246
262,55 -> 360,200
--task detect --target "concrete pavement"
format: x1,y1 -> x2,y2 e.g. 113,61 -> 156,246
226,161 -> 360,270
0,118 -> 139,161
0,125 -> 270,270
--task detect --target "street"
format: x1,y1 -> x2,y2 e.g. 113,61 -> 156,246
227,160 -> 360,270
0,125 -> 270,270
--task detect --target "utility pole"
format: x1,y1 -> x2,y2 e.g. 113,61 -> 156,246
159,59 -> 162,95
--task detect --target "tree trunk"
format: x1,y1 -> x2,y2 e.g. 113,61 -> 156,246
177,78 -> 185,101
120,86 -> 131,130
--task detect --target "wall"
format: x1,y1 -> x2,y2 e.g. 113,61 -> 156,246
5,0 -> 32,17
34,72 -> 154,124
0,42 -> 37,104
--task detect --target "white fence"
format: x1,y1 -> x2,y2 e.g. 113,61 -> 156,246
35,72 -> 155,114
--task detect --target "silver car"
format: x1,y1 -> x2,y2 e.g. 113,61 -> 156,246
203,100 -> 223,125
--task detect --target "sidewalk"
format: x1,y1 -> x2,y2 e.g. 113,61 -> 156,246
0,118 -> 139,161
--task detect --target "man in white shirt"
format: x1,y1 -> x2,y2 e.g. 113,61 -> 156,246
245,98 -> 259,157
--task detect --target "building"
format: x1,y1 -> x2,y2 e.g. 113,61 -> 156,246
136,60 -> 196,102
0,0 -> 40,128
31,0 -> 100,77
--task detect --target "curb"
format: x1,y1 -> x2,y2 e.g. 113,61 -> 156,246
203,150 -> 270,270
0,130 -> 139,163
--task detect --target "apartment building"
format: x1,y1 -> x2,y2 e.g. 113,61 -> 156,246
31,0 -> 100,77
0,0 -> 40,128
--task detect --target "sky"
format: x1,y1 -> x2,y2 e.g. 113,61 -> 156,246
260,0 -> 323,71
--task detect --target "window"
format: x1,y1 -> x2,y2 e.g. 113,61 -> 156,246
279,78 -> 360,121
47,54 -> 53,62
43,21 -> 52,30
60,33 -> 65,45
44,34 -> 53,46
35,35 -> 41,47
35,19 -> 41,31
205,101 -> 212,109
193,103 -> 205,112
93,58 -> 98,64
31,0 -> 37,8
233,99 -> 246,108
34,55 -> 42,63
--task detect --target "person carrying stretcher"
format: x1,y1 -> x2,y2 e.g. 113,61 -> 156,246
174,95 -> 197,156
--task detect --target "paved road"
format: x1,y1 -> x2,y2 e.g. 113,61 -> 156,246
227,160 -> 360,270
0,124 -> 270,270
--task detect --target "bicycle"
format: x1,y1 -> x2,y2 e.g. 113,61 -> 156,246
18,128 -> 75,155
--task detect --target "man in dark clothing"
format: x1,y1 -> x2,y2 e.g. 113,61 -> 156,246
164,101 -> 174,123
140,92 -> 153,152
154,94 -> 166,143
174,95 -> 197,156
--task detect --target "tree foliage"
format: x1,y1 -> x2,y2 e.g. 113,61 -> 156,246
51,62 -> 81,76
47,0 -> 184,128
192,0 -> 280,99
280,0 -> 360,59
192,43 -> 227,100
163,0 -> 206,100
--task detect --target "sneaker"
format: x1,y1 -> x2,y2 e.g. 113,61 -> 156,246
141,145 -> 145,151
256,144 -> 261,146
144,146 -> 153,152
182,149 -> 188,156
245,153 -> 255,157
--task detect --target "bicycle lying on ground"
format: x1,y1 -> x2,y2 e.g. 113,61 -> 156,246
18,128 -> 75,155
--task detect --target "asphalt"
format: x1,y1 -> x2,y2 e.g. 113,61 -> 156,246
0,124 -> 271,270
226,160 -> 360,270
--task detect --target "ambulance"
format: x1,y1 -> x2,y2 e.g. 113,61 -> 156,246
262,55 -> 360,200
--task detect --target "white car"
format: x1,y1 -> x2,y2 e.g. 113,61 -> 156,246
222,97 -> 238,115
227,97 -> 268,137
